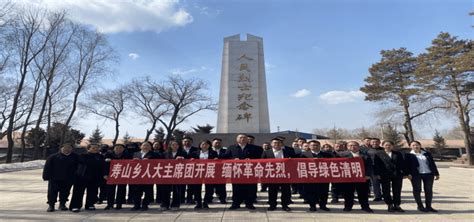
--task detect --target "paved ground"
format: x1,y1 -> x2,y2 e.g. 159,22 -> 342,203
0,162 -> 473,221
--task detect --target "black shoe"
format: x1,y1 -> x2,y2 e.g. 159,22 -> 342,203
362,207 -> 373,213
427,207 -> 438,213
418,206 -> 428,212
373,197 -> 383,202
388,205 -> 396,212
47,205 -> 55,212
58,203 -> 68,211
394,206 -> 405,212
282,206 -> 291,211
85,206 -> 96,211
220,199 -> 227,204
267,206 -> 276,211
331,199 -> 339,203
320,206 -> 330,211
71,208 -> 80,213
131,206 -> 140,211
229,205 -> 240,210
141,205 -> 149,211
104,206 -> 112,210
203,203 -> 209,209
246,204 -> 256,210
288,199 -> 294,204
309,206 -> 317,212
115,204 -> 122,210
343,207 -> 352,212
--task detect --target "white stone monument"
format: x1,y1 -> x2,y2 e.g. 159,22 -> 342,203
216,34 -> 270,133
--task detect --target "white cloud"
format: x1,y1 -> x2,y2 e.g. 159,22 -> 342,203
319,90 -> 365,104
16,0 -> 193,33
128,53 -> 139,60
291,89 -> 311,98
170,66 -> 211,75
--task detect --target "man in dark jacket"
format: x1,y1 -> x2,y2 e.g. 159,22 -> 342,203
261,138 -> 292,211
337,141 -> 373,212
374,141 -> 409,212
131,141 -> 161,211
211,138 -> 227,204
224,134 -> 263,210
181,136 -> 199,204
69,144 -> 106,212
300,140 -> 334,212
367,138 -> 384,201
43,143 -> 79,212
103,144 -> 131,210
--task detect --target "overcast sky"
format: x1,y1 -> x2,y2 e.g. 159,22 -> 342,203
15,0 -> 473,139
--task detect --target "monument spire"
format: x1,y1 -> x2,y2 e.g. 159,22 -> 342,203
216,34 -> 270,133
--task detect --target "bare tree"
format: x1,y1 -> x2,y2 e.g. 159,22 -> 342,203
0,77 -> 33,139
128,77 -> 169,141
4,7 -> 58,163
151,75 -> 216,143
61,25 -> 117,144
29,12 -> 76,158
82,87 -> 127,146
0,1 -> 13,73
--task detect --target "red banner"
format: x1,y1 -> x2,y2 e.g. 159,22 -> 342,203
107,158 -> 366,184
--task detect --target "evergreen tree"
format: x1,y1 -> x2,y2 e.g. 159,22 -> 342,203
416,32 -> 473,165
192,124 -> 214,134
383,124 -> 403,149
122,132 -> 132,145
433,130 -> 447,156
360,48 -> 435,145
89,126 -> 104,144
153,127 -> 165,143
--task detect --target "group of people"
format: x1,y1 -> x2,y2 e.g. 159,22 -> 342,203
42,134 -> 440,213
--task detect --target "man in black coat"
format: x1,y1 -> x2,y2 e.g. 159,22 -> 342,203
374,141 -> 409,212
181,136 -> 199,204
43,143 -> 79,212
69,144 -> 106,212
224,134 -> 263,210
300,140 -> 333,211
211,138 -> 227,204
131,142 -> 161,211
337,141 -> 373,212
189,140 -> 219,209
367,138 -> 384,201
103,144 -> 131,210
261,138 -> 292,211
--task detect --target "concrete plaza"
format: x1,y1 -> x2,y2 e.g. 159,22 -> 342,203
0,162 -> 473,221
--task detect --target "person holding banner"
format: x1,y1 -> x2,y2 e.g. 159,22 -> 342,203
190,140 -> 219,209
374,140 -> 408,212
160,141 -> 186,211
261,137 -> 292,211
300,140 -> 334,212
69,144 -> 105,213
181,137 -> 199,204
131,142 -> 161,211
225,134 -> 262,210
103,144 -> 131,210
211,138 -> 228,204
337,141 -> 374,213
